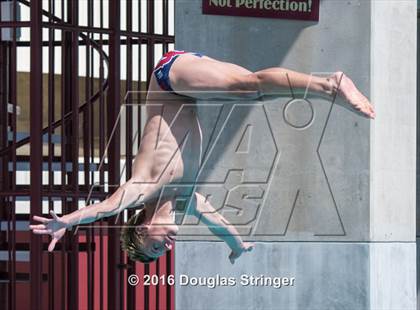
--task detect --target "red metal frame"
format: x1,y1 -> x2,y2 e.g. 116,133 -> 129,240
0,1 -> 175,309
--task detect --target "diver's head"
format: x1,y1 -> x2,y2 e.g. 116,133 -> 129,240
120,202 -> 178,263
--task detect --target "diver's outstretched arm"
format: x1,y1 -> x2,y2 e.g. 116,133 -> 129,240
190,192 -> 254,264
29,178 -> 156,252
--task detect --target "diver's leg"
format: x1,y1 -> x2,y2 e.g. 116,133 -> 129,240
252,68 -> 375,118
169,54 -> 375,118
169,54 -> 332,99
169,54 -> 258,99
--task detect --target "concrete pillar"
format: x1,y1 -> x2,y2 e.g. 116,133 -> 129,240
174,1 -> 416,309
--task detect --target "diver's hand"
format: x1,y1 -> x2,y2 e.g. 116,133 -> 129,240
29,210 -> 69,252
228,242 -> 254,264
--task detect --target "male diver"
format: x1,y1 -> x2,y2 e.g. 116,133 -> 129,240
30,50 -> 374,264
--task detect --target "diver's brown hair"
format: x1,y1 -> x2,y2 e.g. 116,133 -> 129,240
120,209 -> 157,264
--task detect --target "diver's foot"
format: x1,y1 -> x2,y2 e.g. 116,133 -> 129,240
328,72 -> 375,119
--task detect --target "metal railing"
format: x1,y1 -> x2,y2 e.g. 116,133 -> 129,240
0,1 -> 175,309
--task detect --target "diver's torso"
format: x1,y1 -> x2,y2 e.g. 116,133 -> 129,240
141,78 -> 202,198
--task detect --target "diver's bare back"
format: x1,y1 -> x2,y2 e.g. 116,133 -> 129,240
131,74 -> 202,198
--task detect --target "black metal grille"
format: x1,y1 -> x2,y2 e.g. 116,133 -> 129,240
0,1 -> 175,309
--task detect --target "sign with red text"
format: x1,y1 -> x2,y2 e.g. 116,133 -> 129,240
203,0 -> 319,21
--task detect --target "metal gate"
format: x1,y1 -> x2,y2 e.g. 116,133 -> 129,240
0,0 -> 175,309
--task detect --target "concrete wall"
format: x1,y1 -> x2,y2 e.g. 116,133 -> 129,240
174,0 -> 417,309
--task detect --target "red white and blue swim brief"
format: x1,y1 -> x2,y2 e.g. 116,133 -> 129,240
153,50 -> 203,92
